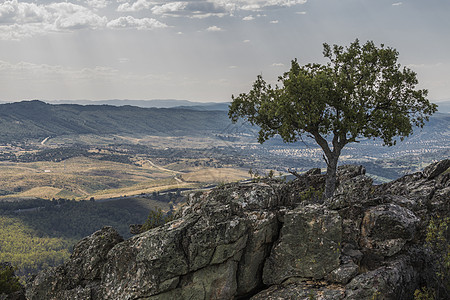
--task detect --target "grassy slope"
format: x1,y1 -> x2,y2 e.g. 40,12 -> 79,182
0,156 -> 249,200
0,157 -> 167,200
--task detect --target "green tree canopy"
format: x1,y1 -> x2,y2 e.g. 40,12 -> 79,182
229,39 -> 437,198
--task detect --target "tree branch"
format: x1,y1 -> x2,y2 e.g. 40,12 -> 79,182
288,169 -> 303,179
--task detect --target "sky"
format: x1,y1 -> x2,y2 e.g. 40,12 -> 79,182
0,0 -> 449,103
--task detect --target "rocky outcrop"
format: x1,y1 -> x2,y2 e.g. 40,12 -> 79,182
26,160 -> 450,299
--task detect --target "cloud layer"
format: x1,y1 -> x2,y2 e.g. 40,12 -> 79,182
0,0 -> 170,39
1,0 -> 448,102
0,0 -> 308,40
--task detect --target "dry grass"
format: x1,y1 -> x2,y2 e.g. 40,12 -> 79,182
15,186 -> 63,199
182,167 -> 249,184
0,157 -> 249,201
0,157 -> 168,200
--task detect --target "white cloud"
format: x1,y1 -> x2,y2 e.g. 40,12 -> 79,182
107,16 -> 168,30
151,2 -> 188,15
0,0 -> 310,40
0,24 -> 41,40
296,11 -> 306,15
0,0 -> 107,39
0,0 -> 176,39
117,0 -> 152,12
271,63 -> 284,67
49,2 -> 107,30
0,0 -> 48,24
240,4 -> 260,11
85,0 -> 110,9
206,25 -> 223,31
190,12 -> 227,19
116,0 -> 308,17
243,39 -> 250,43
218,0 -> 308,12
270,20 -> 278,24
161,2 -> 227,19
392,2 -> 403,6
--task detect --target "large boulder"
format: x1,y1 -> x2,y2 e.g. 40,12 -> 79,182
251,280 -> 346,300
26,226 -> 123,300
422,159 -> 450,179
360,204 -> 419,257
263,205 -> 342,284
337,164 -> 366,182
345,257 -> 419,299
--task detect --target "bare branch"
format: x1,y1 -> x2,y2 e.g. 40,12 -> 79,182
288,169 -> 303,179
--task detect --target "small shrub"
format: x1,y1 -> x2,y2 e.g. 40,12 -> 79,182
298,187 -> 323,202
414,287 -> 435,300
414,216 -> 450,300
371,291 -> 382,300
248,168 -> 282,182
141,208 -> 173,231
0,262 -> 22,294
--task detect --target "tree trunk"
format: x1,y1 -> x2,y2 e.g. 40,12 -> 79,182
310,131 -> 343,199
324,154 -> 339,199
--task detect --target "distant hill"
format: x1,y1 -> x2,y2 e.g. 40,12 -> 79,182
42,99 -> 228,110
435,99 -> 450,113
0,100 -> 235,142
0,100 -> 448,149
176,102 -> 230,111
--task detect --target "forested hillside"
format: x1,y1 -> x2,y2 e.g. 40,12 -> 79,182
0,196 -> 177,278
0,100 -> 234,142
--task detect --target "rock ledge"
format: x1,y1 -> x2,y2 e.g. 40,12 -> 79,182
25,160 -> 450,300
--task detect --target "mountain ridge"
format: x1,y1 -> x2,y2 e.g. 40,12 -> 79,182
0,99 -> 230,110
1,98 -> 447,112
1,100 -> 448,143
0,100 -> 234,142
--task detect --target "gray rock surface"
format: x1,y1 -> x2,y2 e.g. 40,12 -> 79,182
263,205 -> 341,284
25,161 -> 450,300
360,204 -> 419,257
423,159 -> 450,179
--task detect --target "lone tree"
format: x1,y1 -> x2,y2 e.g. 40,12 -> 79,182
229,39 -> 437,198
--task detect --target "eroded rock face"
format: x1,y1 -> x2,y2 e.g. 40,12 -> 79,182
26,226 -> 123,300
250,280 -> 346,300
263,205 -> 341,284
345,256 -> 419,300
360,204 -> 419,257
423,159 -> 450,179
26,161 -> 450,300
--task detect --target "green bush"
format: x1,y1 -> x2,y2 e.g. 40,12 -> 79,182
0,262 -> 22,294
141,208 -> 174,232
298,187 -> 323,202
415,216 -> 450,299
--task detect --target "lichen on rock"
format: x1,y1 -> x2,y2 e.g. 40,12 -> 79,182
25,160 -> 450,300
